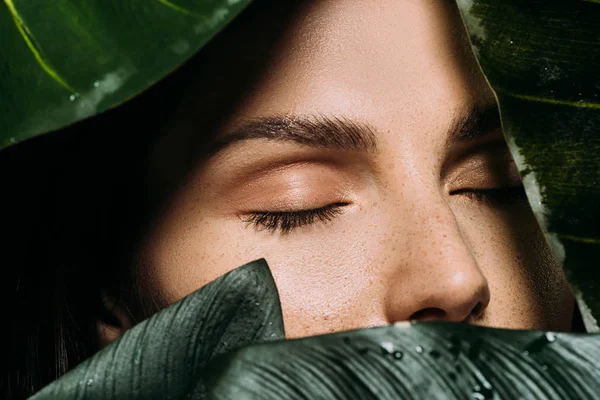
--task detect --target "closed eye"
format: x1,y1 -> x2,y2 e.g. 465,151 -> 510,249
242,202 -> 348,234
451,185 -> 527,205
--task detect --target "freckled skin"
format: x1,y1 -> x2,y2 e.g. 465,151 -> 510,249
101,0 -> 574,341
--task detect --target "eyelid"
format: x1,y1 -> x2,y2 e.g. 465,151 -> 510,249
242,202 -> 349,234
451,186 -> 527,205
444,150 -> 523,194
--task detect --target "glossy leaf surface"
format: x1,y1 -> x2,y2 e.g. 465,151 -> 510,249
206,323 -> 600,399
457,0 -> 600,328
32,259 -> 600,399
30,259 -> 284,400
0,0 -> 250,149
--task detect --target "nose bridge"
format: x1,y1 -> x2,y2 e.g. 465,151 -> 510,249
383,190 -> 491,323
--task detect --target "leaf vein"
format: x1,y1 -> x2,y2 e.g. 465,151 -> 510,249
3,0 -> 75,93
556,234 -> 600,245
495,87 -> 600,109
156,0 -> 207,19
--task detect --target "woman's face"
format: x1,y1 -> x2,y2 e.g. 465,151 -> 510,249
126,0 -> 575,338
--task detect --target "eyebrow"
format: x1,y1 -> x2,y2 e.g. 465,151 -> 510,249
209,105 -> 501,155
209,115 -> 378,155
444,104 -> 502,149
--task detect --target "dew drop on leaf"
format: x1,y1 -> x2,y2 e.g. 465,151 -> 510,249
545,332 -> 557,343
447,335 -> 461,358
380,341 -> 394,355
472,384 -> 494,400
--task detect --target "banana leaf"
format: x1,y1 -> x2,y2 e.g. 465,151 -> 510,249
32,259 -> 600,399
30,259 -> 285,400
0,0 -> 250,149
456,0 -> 600,329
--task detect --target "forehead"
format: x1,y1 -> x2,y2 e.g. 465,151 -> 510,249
150,0 -> 495,185
233,1 -> 483,115
169,1 -> 491,125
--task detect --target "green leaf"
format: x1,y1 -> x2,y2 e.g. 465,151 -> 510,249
31,258 -> 600,399
30,259 -> 285,400
205,323 -> 600,399
0,0 -> 251,149
456,0 -> 600,328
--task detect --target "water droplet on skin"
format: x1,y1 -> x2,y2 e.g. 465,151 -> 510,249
86,378 -> 93,386
255,302 -> 260,306
509,40 -> 514,44
69,93 -> 80,102
415,346 -> 424,354
93,81 -> 100,88
545,332 -> 557,343
393,351 -> 403,360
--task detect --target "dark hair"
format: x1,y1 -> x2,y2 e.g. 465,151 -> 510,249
1,62 -> 187,399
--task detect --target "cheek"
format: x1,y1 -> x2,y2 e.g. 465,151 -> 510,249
453,201 -> 574,330
139,209 -> 387,337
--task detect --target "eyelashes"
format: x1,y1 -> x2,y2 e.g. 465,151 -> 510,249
243,186 -> 527,234
242,203 -> 347,234
451,185 -> 527,205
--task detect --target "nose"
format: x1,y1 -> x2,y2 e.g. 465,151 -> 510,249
383,205 -> 491,324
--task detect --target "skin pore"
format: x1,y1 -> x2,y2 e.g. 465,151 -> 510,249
99,0 -> 575,343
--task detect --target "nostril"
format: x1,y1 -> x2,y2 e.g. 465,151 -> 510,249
408,302 -> 485,323
409,307 -> 447,321
470,301 -> 483,319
